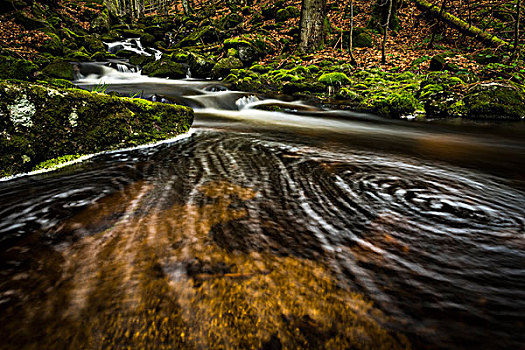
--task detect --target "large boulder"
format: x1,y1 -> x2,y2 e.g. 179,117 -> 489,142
187,52 -> 214,78
142,59 -> 187,79
41,60 -> 75,80
0,81 -> 193,177
223,38 -> 265,65
462,83 -> 525,119
211,57 -> 243,79
0,55 -> 38,80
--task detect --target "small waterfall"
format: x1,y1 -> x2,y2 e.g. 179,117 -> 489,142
235,95 -> 260,110
186,67 -> 192,79
116,64 -> 131,73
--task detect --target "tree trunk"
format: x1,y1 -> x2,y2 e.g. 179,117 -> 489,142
182,0 -> 191,15
412,0 -> 513,49
369,0 -> 401,32
428,0 -> 447,48
299,0 -> 327,52
349,0 -> 356,64
381,0 -> 393,64
514,0 -> 521,55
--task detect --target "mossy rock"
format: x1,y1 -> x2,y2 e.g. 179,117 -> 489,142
139,33 -> 156,46
462,83 -> 525,119
142,59 -> 186,79
129,54 -> 155,67
13,10 -> 49,30
42,61 -> 75,80
282,81 -> 325,95
90,9 -> 110,34
318,72 -> 351,86
212,57 -> 244,79
275,6 -> 300,22
0,80 -> 193,177
220,13 -> 243,29
39,33 -> 64,56
0,55 -> 38,80
354,32 -> 373,48
371,92 -> 419,118
187,52 -> 214,78
176,26 -> 219,48
224,38 -> 265,65
83,35 -> 106,54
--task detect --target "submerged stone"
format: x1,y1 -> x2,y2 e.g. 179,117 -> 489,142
0,80 -> 193,177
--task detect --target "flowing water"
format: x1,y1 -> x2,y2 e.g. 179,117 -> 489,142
1,63 -> 524,349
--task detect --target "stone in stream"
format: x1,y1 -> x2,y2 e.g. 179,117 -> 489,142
0,81 -> 193,177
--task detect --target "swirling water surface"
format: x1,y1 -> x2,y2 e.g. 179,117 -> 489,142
1,69 -> 524,349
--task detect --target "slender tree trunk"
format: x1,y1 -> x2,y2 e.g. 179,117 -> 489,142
429,0 -> 447,48
412,0 -> 514,49
514,0 -> 521,55
381,0 -> 392,64
299,0 -> 327,52
349,0 -> 356,63
182,0 -> 191,15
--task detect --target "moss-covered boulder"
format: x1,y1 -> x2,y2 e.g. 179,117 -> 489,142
370,92 -> 419,118
0,80 -> 193,177
462,83 -> 525,119
212,57 -> 243,79
275,6 -> 300,22
41,61 -> 75,80
39,33 -> 64,56
175,26 -> 220,48
83,35 -> 106,54
318,72 -> 351,86
283,81 -> 326,95
224,38 -> 265,65
90,9 -> 110,34
142,59 -> 186,79
187,52 -> 214,78
0,55 -> 38,80
129,54 -> 155,67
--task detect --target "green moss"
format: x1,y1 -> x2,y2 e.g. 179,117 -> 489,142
462,83 -> 525,119
0,81 -> 193,177
318,72 -> 351,86
0,55 -> 38,80
42,61 -> 75,80
142,60 -> 186,79
212,57 -> 244,78
32,154 -> 85,171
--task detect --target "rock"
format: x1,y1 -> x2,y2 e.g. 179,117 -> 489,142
13,10 -> 49,30
275,6 -> 300,22
175,26 -> 220,48
140,33 -> 156,46
83,35 -> 106,54
0,55 -> 38,80
283,82 -> 325,95
0,80 -> 193,177
220,13 -> 243,29
429,55 -> 446,71
462,83 -> 525,119
354,32 -> 373,48
90,9 -> 110,34
212,57 -> 243,79
224,38 -> 265,65
129,54 -> 155,67
318,72 -> 351,86
39,33 -> 64,56
41,61 -> 75,80
187,52 -> 214,78
372,92 -> 419,118
142,59 -> 187,79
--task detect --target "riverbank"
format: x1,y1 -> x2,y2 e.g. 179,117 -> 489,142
1,0 -> 524,120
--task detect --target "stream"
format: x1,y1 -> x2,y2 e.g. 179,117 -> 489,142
0,60 -> 524,349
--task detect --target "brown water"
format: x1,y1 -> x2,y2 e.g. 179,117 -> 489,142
0,68 -> 524,349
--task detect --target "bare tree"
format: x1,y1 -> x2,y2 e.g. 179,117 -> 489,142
428,0 -> 448,48
299,0 -> 328,52
381,0 -> 392,64
513,0 -> 521,56
349,0 -> 356,64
